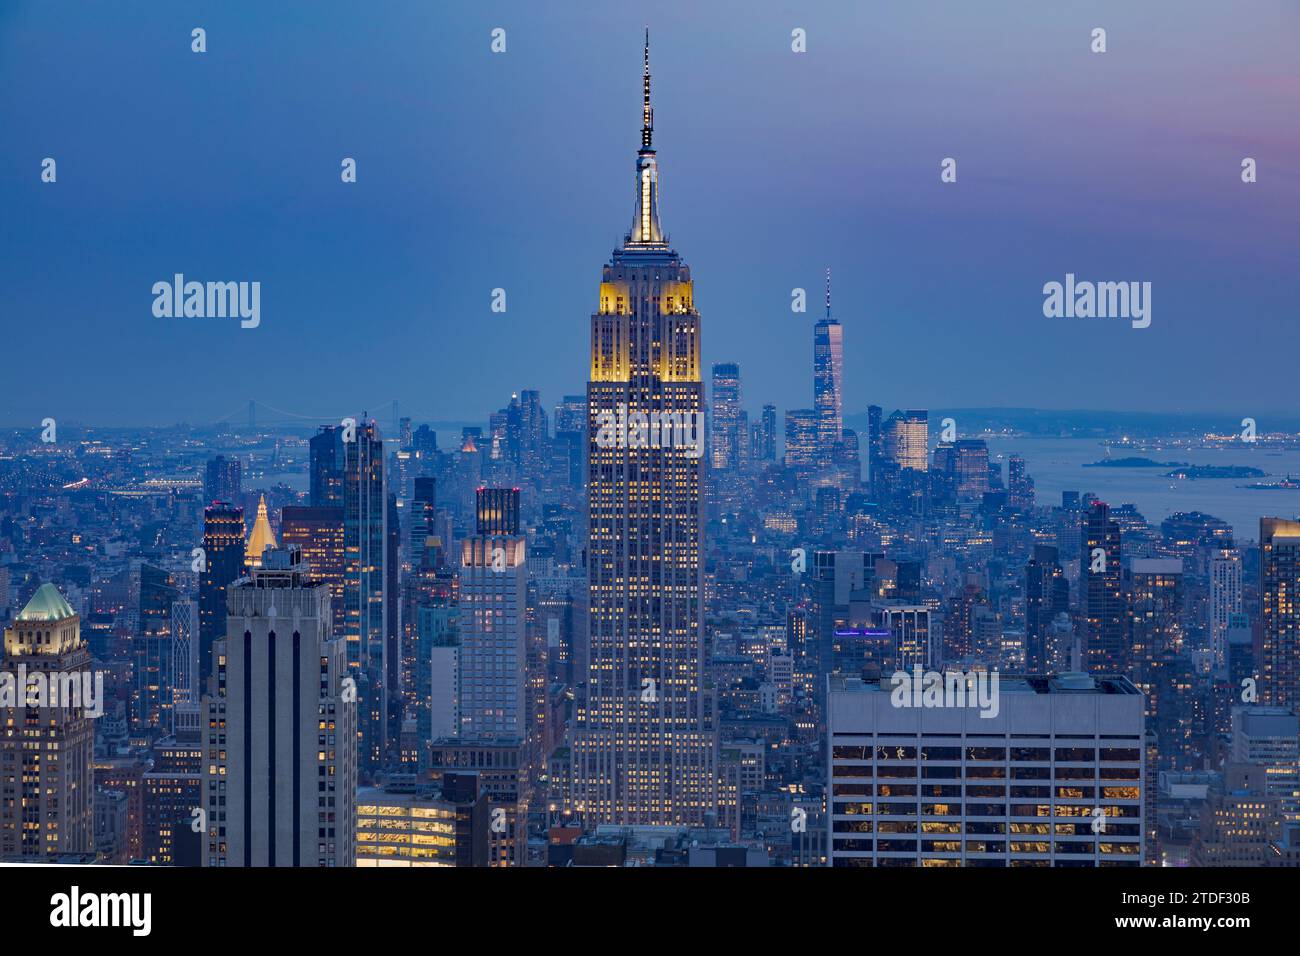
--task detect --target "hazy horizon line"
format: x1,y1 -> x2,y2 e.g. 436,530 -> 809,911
3,405 -> 1299,433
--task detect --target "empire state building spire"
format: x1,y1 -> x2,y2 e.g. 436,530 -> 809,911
627,28 -> 664,247
641,27 -> 654,150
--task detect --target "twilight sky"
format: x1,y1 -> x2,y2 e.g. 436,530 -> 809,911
1,0 -> 1297,428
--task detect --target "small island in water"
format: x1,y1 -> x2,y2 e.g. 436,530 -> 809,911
1084,457 -> 1187,469
1164,465 -> 1266,480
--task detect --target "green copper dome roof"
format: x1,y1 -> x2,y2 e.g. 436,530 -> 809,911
16,583 -> 76,622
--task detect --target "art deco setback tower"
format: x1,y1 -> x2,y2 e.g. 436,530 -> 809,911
573,33 -> 716,825
0,585 -> 94,860
201,547 -> 356,866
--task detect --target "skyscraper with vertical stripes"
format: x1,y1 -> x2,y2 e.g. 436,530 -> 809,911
571,33 -> 716,825
201,547 -> 355,866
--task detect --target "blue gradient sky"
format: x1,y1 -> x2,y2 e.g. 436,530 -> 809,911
1,0 -> 1296,427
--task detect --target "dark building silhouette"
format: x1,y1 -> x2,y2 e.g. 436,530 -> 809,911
309,425 -> 345,507
203,455 -> 241,504
1025,544 -> 1068,672
198,502 -> 244,691
1082,501 -> 1125,672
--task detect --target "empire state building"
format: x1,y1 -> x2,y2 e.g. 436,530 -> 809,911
572,33 -> 717,825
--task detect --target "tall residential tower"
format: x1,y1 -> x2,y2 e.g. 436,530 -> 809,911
1261,518 -> 1300,708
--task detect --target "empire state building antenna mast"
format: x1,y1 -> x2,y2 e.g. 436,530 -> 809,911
642,27 -> 653,150
627,27 -> 664,247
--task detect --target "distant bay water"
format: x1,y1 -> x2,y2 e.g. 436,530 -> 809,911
983,437 -> 1300,543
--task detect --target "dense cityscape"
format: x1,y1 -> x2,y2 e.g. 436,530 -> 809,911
1,15 -> 1295,923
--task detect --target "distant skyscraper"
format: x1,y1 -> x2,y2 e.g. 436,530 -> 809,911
475,486 -> 520,536
735,408 -> 752,470
554,395 -> 587,434
710,362 -> 743,472
409,476 -> 437,564
866,404 -> 884,497
1024,545 -> 1068,672
1261,517 -> 1300,708
199,501 -> 244,692
204,454 -> 241,504
572,34 -> 716,827
132,563 -> 178,733
309,425 -> 345,508
201,547 -> 356,867
459,492 -> 528,741
759,403 -> 777,463
344,420 -> 389,774
955,440 -> 990,499
280,505 -> 346,635
784,409 -> 818,470
492,398 -> 513,463
834,426 -> 861,480
810,550 -> 874,701
411,423 -> 438,458
1210,546 -> 1243,670
1007,455 -> 1034,509
516,389 -> 549,475
421,605 -> 461,740
1,585 -> 94,860
553,396 -> 587,489
1127,558 -> 1186,771
385,491 -> 401,759
244,493 -> 278,568
883,410 -> 928,471
813,268 -> 844,462
1082,501 -> 1125,673
170,598 -> 199,737
875,603 -> 933,671
936,439 -> 990,501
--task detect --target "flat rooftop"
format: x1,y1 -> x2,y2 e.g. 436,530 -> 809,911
830,672 -> 1141,697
